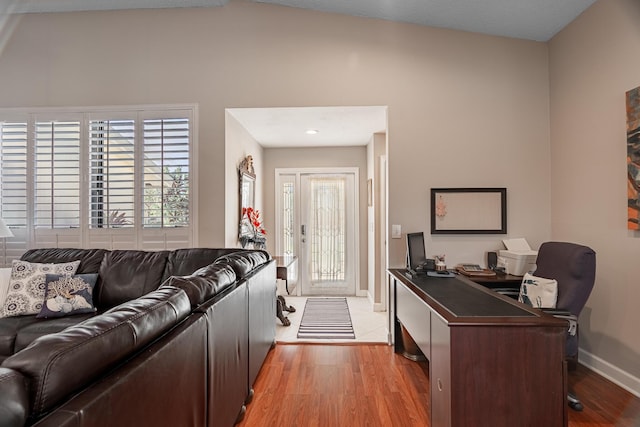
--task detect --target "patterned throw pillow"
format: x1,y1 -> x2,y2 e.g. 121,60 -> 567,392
0,260 -> 81,317
37,274 -> 98,318
518,272 -> 558,309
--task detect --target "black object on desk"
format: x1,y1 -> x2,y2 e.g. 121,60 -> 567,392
467,272 -> 522,288
426,270 -> 455,278
463,272 -> 523,299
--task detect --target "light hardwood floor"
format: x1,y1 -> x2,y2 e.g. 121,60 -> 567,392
240,344 -> 640,427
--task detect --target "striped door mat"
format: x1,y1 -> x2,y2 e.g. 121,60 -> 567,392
297,297 -> 355,340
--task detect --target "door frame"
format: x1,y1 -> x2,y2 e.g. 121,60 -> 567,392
275,167 -> 361,297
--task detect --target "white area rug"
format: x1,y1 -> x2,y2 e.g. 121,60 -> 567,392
297,297 -> 355,340
276,296 -> 387,344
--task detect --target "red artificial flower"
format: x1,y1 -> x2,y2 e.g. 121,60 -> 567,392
244,207 -> 266,235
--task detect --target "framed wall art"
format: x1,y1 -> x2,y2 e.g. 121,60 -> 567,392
430,188 -> 507,234
627,85 -> 640,230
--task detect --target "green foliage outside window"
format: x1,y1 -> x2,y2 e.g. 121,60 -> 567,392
144,166 -> 189,227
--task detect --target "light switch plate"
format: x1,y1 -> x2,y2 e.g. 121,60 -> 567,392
392,224 -> 401,239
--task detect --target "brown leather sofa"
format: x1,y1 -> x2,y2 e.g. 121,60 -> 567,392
0,247 -> 276,427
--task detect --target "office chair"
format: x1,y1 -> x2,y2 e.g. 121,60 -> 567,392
531,241 -> 596,411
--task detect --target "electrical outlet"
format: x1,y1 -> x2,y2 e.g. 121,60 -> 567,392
392,224 -> 402,239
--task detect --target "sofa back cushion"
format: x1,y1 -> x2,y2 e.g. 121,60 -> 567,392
96,250 -> 169,309
2,286 -> 190,419
162,263 -> 236,307
162,248 -> 244,281
20,249 -> 109,275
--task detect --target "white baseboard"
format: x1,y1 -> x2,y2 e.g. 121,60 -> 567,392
579,348 -> 640,398
372,302 -> 385,312
364,291 -> 386,312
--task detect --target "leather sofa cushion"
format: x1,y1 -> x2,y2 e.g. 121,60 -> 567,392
2,286 -> 190,418
20,248 -> 109,275
0,316 -> 42,362
96,250 -> 169,309
216,251 -> 270,280
162,263 -> 236,307
0,367 -> 28,427
162,248 -> 243,281
13,313 -> 96,354
0,312 -> 96,362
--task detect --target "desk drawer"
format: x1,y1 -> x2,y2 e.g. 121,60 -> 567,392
396,281 -> 431,360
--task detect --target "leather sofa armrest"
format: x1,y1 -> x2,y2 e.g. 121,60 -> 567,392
3,287 -> 191,418
0,367 -> 28,427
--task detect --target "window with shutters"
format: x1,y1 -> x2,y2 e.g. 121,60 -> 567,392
0,105 -> 196,264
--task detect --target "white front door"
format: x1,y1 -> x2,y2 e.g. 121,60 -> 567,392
276,169 -> 358,296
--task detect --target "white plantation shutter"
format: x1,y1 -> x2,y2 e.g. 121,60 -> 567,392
33,118 -> 82,249
89,119 -> 136,229
0,121 -> 29,265
0,105 -> 196,259
0,121 -> 28,227
142,117 -> 190,228
140,114 -> 192,250
34,120 -> 81,229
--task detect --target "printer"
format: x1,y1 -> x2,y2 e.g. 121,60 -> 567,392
497,238 -> 538,276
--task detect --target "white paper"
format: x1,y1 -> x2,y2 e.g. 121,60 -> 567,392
502,238 -> 532,252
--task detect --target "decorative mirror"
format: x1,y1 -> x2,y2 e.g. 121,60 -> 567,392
238,155 -> 260,247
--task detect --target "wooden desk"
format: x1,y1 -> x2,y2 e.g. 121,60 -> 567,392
274,255 -> 298,295
388,269 -> 567,427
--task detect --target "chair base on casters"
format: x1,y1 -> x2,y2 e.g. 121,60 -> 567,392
568,392 -> 583,411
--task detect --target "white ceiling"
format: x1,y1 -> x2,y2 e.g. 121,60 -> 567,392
0,0 -> 596,148
228,107 -> 387,148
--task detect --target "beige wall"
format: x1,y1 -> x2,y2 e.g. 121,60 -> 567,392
549,0 -> 640,391
225,111 -> 264,247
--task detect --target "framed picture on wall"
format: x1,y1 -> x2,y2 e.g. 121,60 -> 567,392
430,188 -> 507,234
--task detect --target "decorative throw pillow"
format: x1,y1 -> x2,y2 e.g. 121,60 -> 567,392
518,272 -> 558,309
0,268 -> 13,318
0,260 -> 81,317
37,273 -> 98,318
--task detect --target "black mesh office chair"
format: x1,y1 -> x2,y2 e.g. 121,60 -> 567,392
531,241 -> 596,411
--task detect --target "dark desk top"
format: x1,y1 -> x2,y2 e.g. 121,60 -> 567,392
390,269 -> 536,318
467,273 -> 523,284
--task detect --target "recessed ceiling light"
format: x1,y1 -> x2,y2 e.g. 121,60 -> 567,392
305,129 -> 319,135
